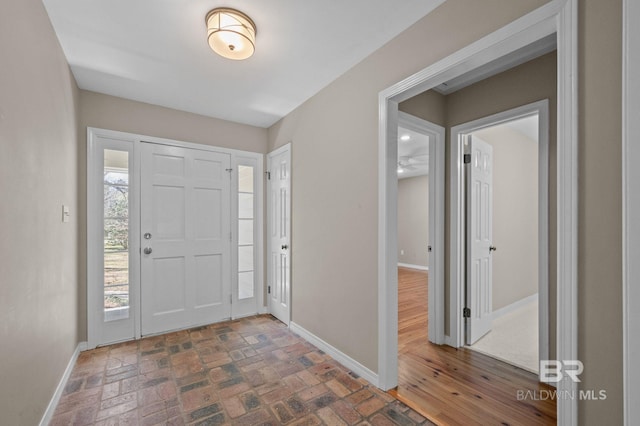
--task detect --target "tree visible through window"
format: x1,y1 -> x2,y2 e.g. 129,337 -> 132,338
103,149 -> 130,320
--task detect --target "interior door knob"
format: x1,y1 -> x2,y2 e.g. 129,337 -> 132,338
144,247 -> 152,255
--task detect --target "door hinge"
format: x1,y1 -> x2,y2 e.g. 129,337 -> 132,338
230,294 -> 232,304
268,285 -> 271,294
428,245 -> 432,253
266,171 -> 271,180
463,307 -> 471,318
463,154 -> 471,164
225,168 -> 233,173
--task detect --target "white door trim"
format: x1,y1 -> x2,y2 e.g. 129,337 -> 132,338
87,127 -> 264,347
449,100 -> 550,366
623,0 -> 640,422
397,111 -> 445,344
87,130 -> 140,348
377,1 -> 578,425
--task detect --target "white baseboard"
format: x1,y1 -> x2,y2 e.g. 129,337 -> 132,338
492,293 -> 538,320
397,263 -> 429,271
289,322 -> 379,386
40,341 -> 87,426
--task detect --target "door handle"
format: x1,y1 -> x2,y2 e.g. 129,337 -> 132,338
143,247 -> 153,255
281,244 -> 288,250
489,246 -> 497,252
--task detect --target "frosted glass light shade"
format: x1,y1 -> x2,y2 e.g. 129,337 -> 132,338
206,8 -> 256,60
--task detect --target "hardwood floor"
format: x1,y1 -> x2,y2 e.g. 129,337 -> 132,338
393,267 -> 556,426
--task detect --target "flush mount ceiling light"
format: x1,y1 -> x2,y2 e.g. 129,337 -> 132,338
205,8 -> 257,60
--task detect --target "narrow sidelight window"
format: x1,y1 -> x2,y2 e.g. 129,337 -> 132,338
103,149 -> 130,321
238,165 -> 255,300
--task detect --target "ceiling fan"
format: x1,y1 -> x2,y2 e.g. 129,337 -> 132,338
398,154 -> 429,173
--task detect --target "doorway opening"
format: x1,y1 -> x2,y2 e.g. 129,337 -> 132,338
456,103 -> 549,375
87,128 -> 264,349
394,100 -> 554,425
380,2 -> 579,419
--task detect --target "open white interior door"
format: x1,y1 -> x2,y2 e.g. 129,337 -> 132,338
140,142 -> 231,335
466,135 -> 494,345
267,144 -> 291,325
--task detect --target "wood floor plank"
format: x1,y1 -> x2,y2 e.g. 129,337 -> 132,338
395,267 -> 556,425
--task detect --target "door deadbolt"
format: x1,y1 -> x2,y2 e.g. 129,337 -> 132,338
144,233 -> 152,240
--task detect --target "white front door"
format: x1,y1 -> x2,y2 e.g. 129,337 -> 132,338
140,142 -> 231,335
466,135 -> 494,345
267,144 -> 291,325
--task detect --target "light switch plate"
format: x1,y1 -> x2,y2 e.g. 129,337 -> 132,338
62,205 -> 70,223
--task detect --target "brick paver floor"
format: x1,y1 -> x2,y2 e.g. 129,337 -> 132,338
50,315 -> 435,425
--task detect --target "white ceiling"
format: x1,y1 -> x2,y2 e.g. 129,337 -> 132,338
42,0 -> 444,128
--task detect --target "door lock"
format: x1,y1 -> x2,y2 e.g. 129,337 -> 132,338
144,233 -> 152,240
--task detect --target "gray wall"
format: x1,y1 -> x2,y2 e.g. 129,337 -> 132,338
474,126 -> 539,311
268,0 -> 623,422
0,0 -> 80,423
579,0 -> 623,423
268,0 -> 550,377
398,175 -> 429,268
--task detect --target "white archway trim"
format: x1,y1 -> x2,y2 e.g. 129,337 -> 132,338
397,111 -> 446,345
623,0 -> 640,423
377,0 -> 578,424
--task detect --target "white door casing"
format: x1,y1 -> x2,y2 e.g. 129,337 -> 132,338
623,0 -> 640,422
140,142 -> 231,335
450,101 -> 549,359
377,6 -> 577,424
88,128 -> 264,348
466,135 -> 494,344
267,144 -> 291,325
397,112 -> 445,344
87,134 -> 140,347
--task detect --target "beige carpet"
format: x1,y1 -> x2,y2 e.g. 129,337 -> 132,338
468,299 -> 539,373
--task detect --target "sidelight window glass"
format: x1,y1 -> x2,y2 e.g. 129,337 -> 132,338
103,149 -> 130,321
238,165 -> 255,299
